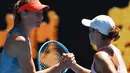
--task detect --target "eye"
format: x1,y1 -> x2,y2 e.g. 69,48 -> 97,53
35,11 -> 42,16
89,28 -> 95,33
36,12 -> 40,16
35,12 -> 43,19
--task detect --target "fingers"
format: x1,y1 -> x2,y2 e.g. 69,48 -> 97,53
61,53 -> 76,63
62,53 -> 74,58
62,53 -> 67,56
59,53 -> 76,68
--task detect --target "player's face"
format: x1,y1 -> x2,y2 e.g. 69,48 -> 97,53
23,10 -> 44,28
89,28 -> 97,45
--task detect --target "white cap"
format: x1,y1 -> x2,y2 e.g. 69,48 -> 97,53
81,15 -> 115,35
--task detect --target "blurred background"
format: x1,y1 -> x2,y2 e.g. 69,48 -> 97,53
0,0 -> 130,73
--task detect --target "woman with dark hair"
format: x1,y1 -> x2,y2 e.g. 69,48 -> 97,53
0,0 -> 75,73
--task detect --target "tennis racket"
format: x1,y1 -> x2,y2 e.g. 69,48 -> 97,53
37,40 -> 69,73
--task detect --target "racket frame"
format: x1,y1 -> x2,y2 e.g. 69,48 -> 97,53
37,40 -> 69,73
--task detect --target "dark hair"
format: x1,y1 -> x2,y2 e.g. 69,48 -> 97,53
13,0 -> 28,26
101,27 -> 120,41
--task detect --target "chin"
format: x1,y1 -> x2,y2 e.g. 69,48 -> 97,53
31,26 -> 38,29
36,24 -> 40,27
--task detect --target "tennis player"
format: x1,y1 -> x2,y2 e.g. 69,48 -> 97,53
0,0 -> 75,73
62,15 -> 128,73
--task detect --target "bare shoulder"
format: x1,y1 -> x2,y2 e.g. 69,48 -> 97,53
94,51 -> 113,68
5,32 -> 30,57
94,51 -> 110,62
94,51 -> 117,73
10,32 -> 27,42
6,33 -> 36,73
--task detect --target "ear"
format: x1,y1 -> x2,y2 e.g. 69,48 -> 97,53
95,29 -> 99,36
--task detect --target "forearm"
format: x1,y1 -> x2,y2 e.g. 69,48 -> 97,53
70,63 -> 91,73
36,63 -> 65,73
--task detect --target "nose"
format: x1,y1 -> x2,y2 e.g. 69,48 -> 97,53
38,16 -> 43,22
41,16 -> 43,21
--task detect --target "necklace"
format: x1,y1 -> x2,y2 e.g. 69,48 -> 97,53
97,44 -> 111,51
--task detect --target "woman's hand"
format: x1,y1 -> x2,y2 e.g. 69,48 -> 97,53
59,53 -> 77,68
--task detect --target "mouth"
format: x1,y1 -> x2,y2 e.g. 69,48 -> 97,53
37,20 -> 42,24
36,23 -> 40,27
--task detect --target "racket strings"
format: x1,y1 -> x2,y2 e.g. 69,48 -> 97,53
40,42 -> 62,69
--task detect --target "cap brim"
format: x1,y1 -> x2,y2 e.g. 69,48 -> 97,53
81,18 -> 91,27
41,5 -> 50,11
18,0 -> 50,13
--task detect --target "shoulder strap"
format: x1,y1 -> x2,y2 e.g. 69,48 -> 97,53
7,26 -> 27,39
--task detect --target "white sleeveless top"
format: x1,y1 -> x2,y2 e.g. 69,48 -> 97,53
91,44 -> 127,73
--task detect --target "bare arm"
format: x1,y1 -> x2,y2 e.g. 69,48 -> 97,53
70,63 -> 91,73
94,52 -> 118,73
61,53 -> 91,73
36,63 -> 66,73
12,36 -> 66,73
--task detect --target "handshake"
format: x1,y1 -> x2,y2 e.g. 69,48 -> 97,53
59,53 -> 77,69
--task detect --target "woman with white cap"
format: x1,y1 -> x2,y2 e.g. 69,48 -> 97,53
63,15 -> 127,73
